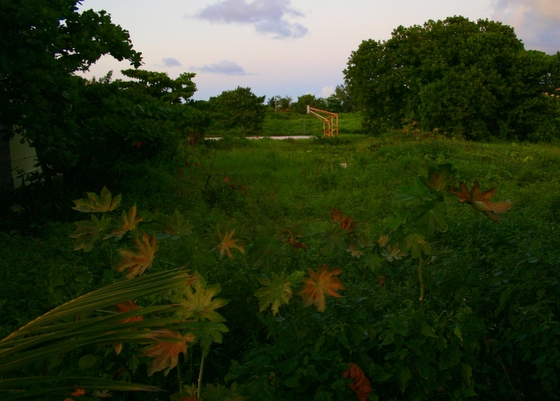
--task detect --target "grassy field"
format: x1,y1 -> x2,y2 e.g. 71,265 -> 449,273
205,110 -> 364,137
2,130 -> 560,400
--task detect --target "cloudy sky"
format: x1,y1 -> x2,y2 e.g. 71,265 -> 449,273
77,0 -> 560,101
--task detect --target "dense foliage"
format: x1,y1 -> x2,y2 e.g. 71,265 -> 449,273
0,1 -> 207,191
209,87 -> 267,136
3,133 -> 560,400
3,5 -> 560,400
0,0 -> 141,185
344,16 -> 560,140
68,69 -> 199,188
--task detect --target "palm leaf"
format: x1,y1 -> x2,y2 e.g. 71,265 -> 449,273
0,268 -> 195,399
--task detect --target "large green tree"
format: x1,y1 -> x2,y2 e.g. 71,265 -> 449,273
0,0 -> 142,185
210,87 -> 266,136
290,94 -> 327,114
345,16 -> 560,140
66,69 -> 200,188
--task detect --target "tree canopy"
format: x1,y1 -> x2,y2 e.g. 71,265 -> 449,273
0,0 -> 143,184
0,1 -> 206,189
210,87 -> 266,136
344,16 -> 560,140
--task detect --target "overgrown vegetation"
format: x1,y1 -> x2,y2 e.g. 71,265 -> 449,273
3,131 -> 560,400
2,3 -> 560,400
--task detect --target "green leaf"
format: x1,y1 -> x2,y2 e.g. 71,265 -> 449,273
422,163 -> 456,193
191,321 -> 229,356
254,272 -> 293,316
399,367 -> 411,393
251,234 -> 283,268
439,347 -> 462,370
402,233 -> 432,259
337,331 -> 351,350
173,278 -> 228,323
383,212 -> 407,231
421,322 -> 438,338
70,215 -> 112,252
146,210 -> 192,239
170,241 -> 216,277
381,330 -> 395,345
495,287 -> 515,316
396,177 -> 432,202
72,187 -> 121,213
319,223 -> 348,250
414,200 -> 448,234
462,363 -> 474,387
284,376 -> 299,388
78,354 -> 97,370
287,270 -> 306,285
454,326 -> 463,342
362,253 -> 383,273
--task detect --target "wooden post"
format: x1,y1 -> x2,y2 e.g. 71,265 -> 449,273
306,106 -> 339,137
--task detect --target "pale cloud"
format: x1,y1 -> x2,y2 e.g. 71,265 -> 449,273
319,85 -> 335,98
492,0 -> 560,53
162,57 -> 182,67
195,0 -> 308,39
190,60 -> 255,76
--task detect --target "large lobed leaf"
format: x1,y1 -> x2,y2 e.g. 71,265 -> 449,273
299,265 -> 345,312
70,214 -> 112,252
174,278 -> 228,323
115,232 -> 158,278
254,271 -> 293,316
214,224 -> 245,259
72,187 -> 121,213
142,329 -> 196,376
449,181 -> 513,221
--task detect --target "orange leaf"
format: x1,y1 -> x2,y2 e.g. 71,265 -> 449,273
299,265 -> 345,312
382,244 -> 407,262
71,388 -> 86,397
449,181 -> 513,221
331,208 -> 356,232
142,330 -> 196,376
115,300 -> 143,323
342,363 -> 372,401
114,299 -> 143,355
115,232 -> 158,278
214,225 -> 245,259
284,229 -> 308,249
346,244 -> 363,258
377,232 -> 390,247
106,204 -> 142,239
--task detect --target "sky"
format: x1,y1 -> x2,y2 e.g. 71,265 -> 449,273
76,0 -> 560,101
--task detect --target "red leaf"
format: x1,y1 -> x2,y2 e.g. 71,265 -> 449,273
379,276 -> 386,287
71,388 -> 85,397
449,181 -> 513,221
342,363 -> 372,401
142,330 -> 196,376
